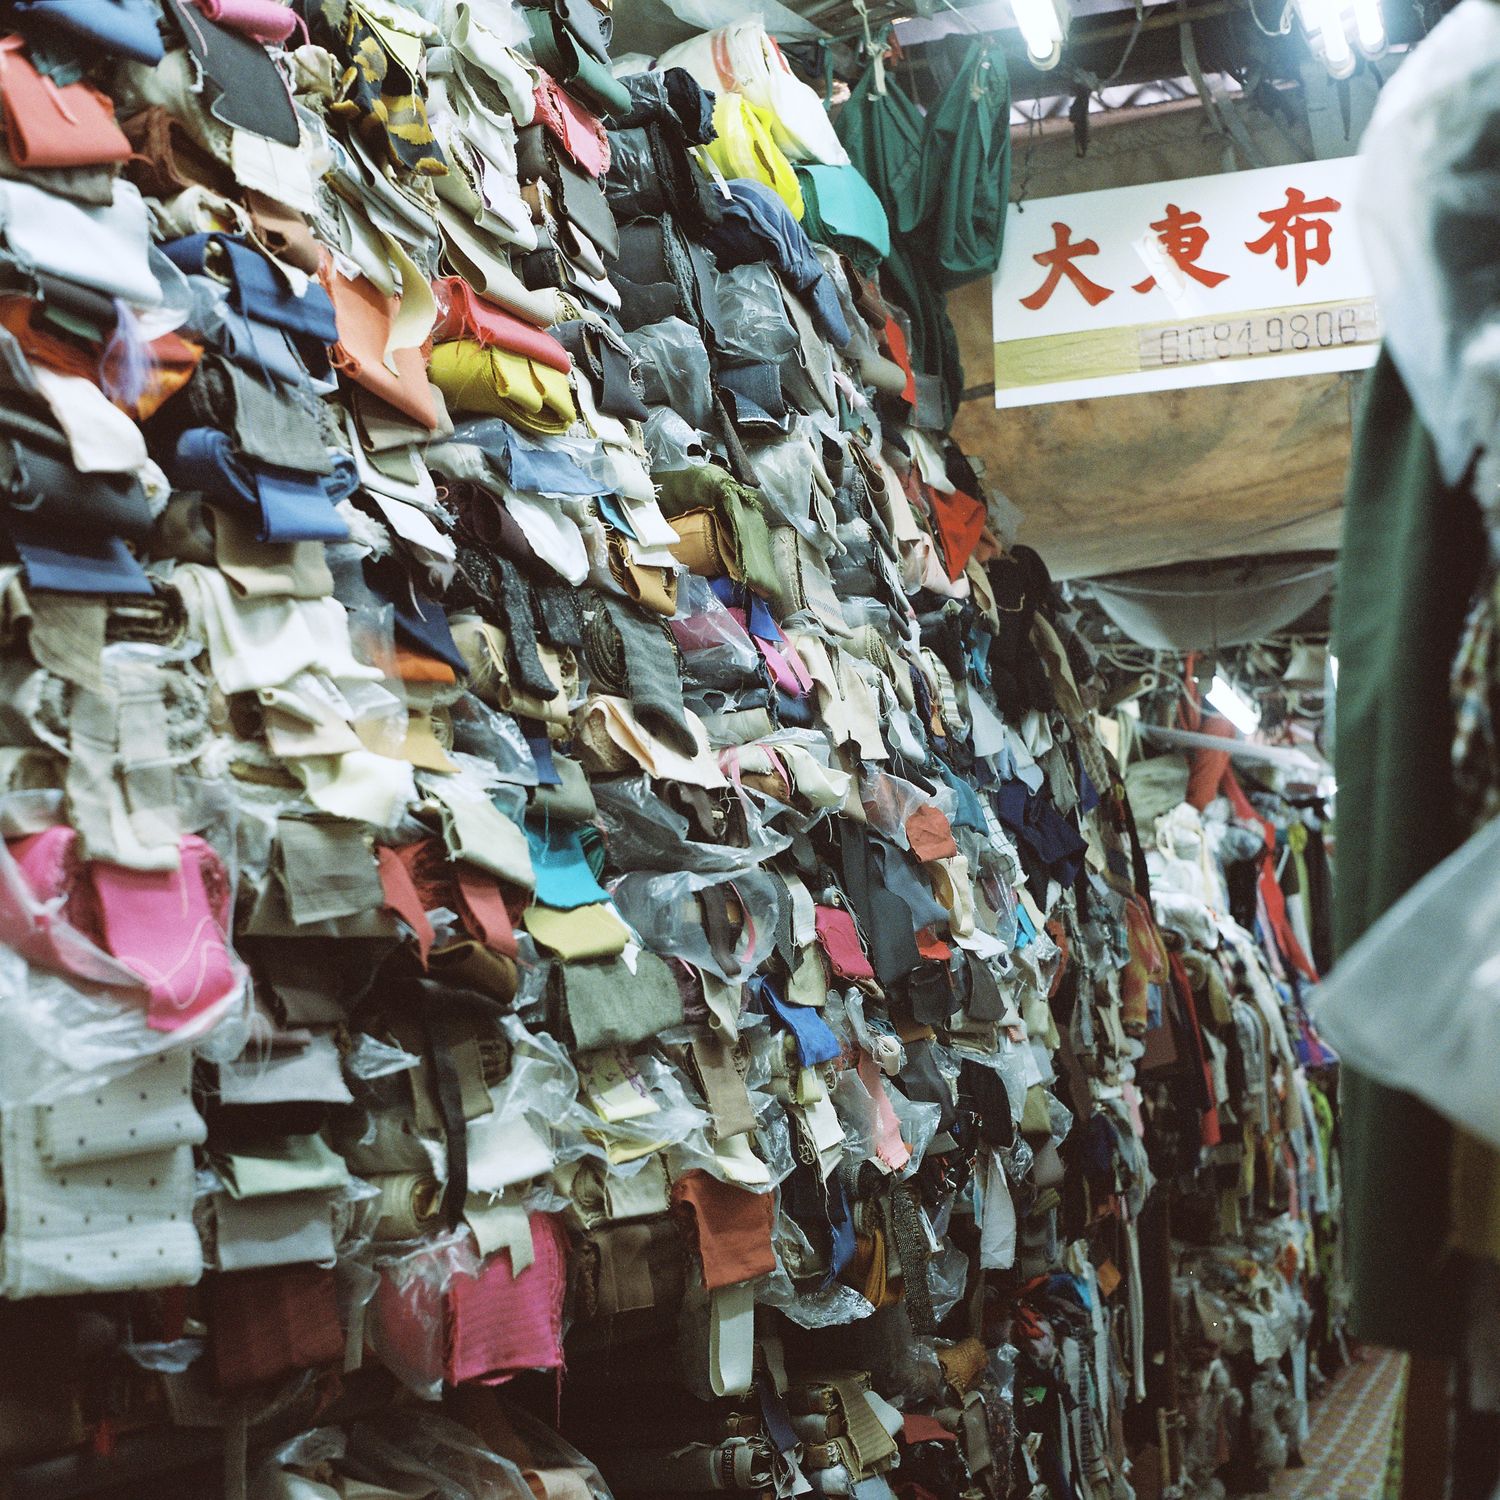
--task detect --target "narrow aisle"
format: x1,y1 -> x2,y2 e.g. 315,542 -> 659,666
1262,1350 -> 1407,1500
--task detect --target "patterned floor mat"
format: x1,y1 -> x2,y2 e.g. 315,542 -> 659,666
1261,1349 -> 1407,1500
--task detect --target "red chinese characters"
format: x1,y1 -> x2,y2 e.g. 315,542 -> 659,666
1131,203 -> 1228,293
1244,187 -> 1342,286
1015,185 -> 1345,311
1019,222 -> 1113,310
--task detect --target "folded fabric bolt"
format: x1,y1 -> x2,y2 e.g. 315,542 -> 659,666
430,339 -> 577,435
173,428 -> 350,544
524,6 -> 630,117
433,275 -> 572,372
671,1169 -> 776,1289
525,820 -> 608,910
210,1263 -> 344,1393
1,1094 -> 201,1298
557,948 -> 684,1051
36,1050 -> 204,1167
186,357 -> 334,475
575,695 -> 727,789
370,1171 -> 445,1240
10,529 -> 153,596
795,163 -> 891,267
10,0 -> 167,61
652,465 -> 779,598
814,904 -> 877,984
583,598 -> 694,755
531,73 -> 610,178
163,233 -> 337,347
2,434 -> 154,542
9,827 -> 240,1032
216,1133 -> 349,1198
446,1212 -> 568,1382
321,267 -> 440,430
0,37 -> 132,168
214,1188 -> 339,1270
524,899 -> 631,962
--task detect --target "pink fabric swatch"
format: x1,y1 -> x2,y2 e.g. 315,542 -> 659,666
88,836 -> 237,1031
446,1213 -> 567,1384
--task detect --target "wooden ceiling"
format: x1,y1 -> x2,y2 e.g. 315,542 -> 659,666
948,271 -> 1357,579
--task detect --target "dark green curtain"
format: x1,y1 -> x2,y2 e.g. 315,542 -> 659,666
1332,349 -> 1486,1356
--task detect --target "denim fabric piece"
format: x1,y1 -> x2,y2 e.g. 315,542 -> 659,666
451,418 -> 598,496
524,730 -> 560,786
217,310 -> 308,386
254,469 -> 352,544
173,429 -> 350,544
704,181 -> 851,350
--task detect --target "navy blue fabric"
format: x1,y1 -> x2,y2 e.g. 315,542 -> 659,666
525,729 -> 560,784
163,236 -> 338,344
363,561 -> 468,675
991,777 -> 1087,888
703,181 -> 851,349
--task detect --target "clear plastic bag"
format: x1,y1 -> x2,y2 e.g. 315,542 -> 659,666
594,775 -> 791,875
343,1408 -> 536,1498
624,317 -> 712,430
610,867 -> 785,983
1311,811 -> 1500,1147
643,409 -> 713,473
714,264 -> 800,366
672,575 -> 763,690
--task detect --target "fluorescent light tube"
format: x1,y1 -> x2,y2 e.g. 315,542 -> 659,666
1009,0 -> 1065,69
1207,674 -> 1262,736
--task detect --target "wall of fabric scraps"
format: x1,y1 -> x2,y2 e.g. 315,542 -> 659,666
0,2 -> 1344,1497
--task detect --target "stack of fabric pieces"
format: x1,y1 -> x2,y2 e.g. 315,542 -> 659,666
0,5 -> 1343,1497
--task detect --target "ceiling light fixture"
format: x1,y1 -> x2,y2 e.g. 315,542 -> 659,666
1349,0 -> 1387,55
1206,673 -> 1262,736
1008,0 -> 1068,69
1294,0 -> 1384,77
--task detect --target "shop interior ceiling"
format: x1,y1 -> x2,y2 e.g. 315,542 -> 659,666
618,0 -> 1429,588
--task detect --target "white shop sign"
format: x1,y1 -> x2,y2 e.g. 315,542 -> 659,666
989,155 -> 1379,407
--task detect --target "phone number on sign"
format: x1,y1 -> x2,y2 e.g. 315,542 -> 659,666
1140,302 -> 1381,369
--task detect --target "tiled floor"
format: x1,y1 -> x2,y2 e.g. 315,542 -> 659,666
1259,1349 -> 1406,1500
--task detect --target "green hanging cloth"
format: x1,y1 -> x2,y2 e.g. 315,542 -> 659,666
834,58 -> 932,239
836,58 -> 959,421
918,39 -> 1012,289
1332,349 -> 1486,1358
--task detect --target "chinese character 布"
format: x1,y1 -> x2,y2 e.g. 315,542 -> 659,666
1133,203 -> 1229,292
1245,187 -> 1342,286
1019,222 -> 1114,310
